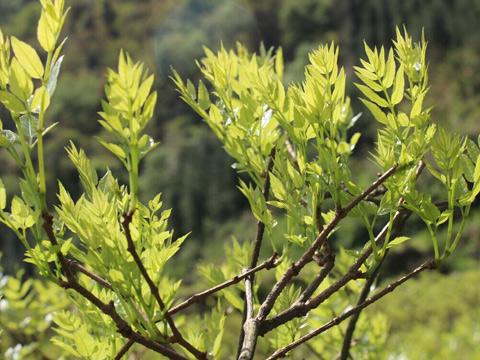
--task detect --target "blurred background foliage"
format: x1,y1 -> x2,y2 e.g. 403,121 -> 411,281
0,0 -> 479,358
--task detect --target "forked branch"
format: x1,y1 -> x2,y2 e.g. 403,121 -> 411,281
266,259 -> 436,359
122,212 -> 207,360
42,212 -> 187,360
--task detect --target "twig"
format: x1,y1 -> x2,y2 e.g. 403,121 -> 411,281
338,210 -> 414,359
168,253 -> 279,316
339,262 -> 382,360
42,212 -> 187,360
297,242 -> 335,303
115,340 -> 134,360
65,258 -> 112,290
250,148 -> 276,273
122,212 -> 207,360
265,259 -> 436,359
285,139 -> 297,162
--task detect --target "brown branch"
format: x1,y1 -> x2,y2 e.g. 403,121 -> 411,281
339,262 -> 382,360
236,149 -> 276,359
338,210 -> 414,359
122,212 -> 207,360
42,212 -> 187,360
115,339 -> 134,360
258,208 -> 407,335
259,161 -> 423,335
251,148 -> 276,273
168,253 -> 279,316
238,274 -> 258,360
265,259 -> 437,360
65,259 -> 113,290
297,243 -> 335,303
256,165 -> 398,324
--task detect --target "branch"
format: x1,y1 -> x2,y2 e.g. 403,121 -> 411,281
339,211 -> 414,359
339,261 -> 382,360
65,258 -> 112,290
115,340 -> 134,360
258,208 -> 407,335
236,149 -> 276,359
259,161 -> 424,335
251,148 -> 276,272
122,212 -> 207,360
42,213 -> 187,360
297,243 -> 335,303
265,259 -> 436,360
238,274 -> 258,360
256,165 -> 397,323
169,253 -> 279,316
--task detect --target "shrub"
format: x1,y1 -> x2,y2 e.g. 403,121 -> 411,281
0,1 -> 479,359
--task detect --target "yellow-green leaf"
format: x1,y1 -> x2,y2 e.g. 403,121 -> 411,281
37,12 -> 56,52
275,47 -> 284,78
383,49 -> 395,88
0,179 -> 6,210
355,83 -> 389,107
0,91 -> 25,113
391,64 -> 404,105
360,98 -> 387,124
410,92 -> 424,118
270,173 -> 286,201
31,86 -> 51,111
11,37 -> 44,79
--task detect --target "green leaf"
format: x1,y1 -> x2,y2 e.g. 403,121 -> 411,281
37,11 -> 56,52
275,47 -> 284,78
9,59 -> 34,100
60,238 -> 72,255
197,80 -> 210,110
355,83 -> 389,107
410,92 -> 425,118
99,140 -> 126,160
134,73 -> 154,111
31,86 -> 51,112
0,179 -> 6,210
46,55 -> 63,96
337,141 -> 350,154
386,236 -> 411,249
383,49 -> 395,88
11,37 -> 44,79
0,91 -> 26,113
360,98 -> 387,124
10,196 -> 36,229
391,64 -> 404,105
212,314 -> 226,357
20,114 -> 38,145
109,269 -> 125,282
474,154 -> 480,182
270,173 -> 286,201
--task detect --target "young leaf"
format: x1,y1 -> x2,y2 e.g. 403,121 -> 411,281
360,98 -> 388,124
0,179 -> 6,210
386,236 -> 410,249
355,84 -> 389,107
11,37 -> 44,79
46,55 -> 64,96
37,12 -> 56,52
391,64 -> 404,105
